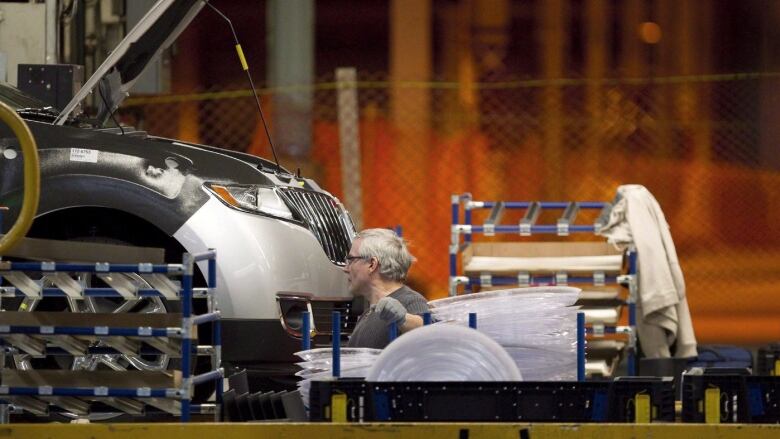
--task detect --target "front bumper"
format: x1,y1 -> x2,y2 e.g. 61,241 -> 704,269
173,196 -> 350,321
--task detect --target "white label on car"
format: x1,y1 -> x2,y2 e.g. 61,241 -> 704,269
70,148 -> 99,163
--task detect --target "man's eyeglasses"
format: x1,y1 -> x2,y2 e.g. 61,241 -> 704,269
345,255 -> 370,265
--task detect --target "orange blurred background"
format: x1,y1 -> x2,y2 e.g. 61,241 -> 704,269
121,0 -> 780,345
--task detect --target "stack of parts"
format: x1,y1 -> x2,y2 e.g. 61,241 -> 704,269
429,286 -> 581,381
365,324 -> 522,381
295,347 -> 381,408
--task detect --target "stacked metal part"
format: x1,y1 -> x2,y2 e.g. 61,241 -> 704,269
429,286 -> 581,380
294,347 -> 381,407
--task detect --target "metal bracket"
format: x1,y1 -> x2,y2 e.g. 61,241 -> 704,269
451,224 -> 472,235
628,327 -> 637,348
592,324 -> 605,337
557,202 -> 579,236
140,273 -> 180,300
95,262 -> 110,273
102,397 -> 145,415
452,276 -> 469,285
449,230 -> 460,254
141,337 -> 180,357
480,273 -> 492,288
7,396 -> 48,416
6,334 -> 46,357
618,274 -> 638,303
94,386 -> 110,396
44,272 -> 84,299
517,272 -> 530,287
138,263 -> 154,273
2,272 -> 41,298
594,202 -> 613,231
38,386 -> 53,396
555,273 -> 568,286
519,202 -> 541,236
593,271 -> 606,287
483,202 -> 505,237
102,336 -> 141,356
43,335 -> 90,356
97,272 -> 139,300
49,396 -> 90,415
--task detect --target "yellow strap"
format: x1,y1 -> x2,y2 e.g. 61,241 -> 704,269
774,359 -> 780,376
331,393 -> 347,422
235,44 -> 249,71
704,387 -> 721,424
0,102 -> 39,256
634,394 -> 651,423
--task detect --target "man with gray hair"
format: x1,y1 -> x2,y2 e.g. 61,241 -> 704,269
344,228 -> 430,349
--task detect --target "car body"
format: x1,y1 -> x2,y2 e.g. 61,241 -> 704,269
0,0 -> 356,376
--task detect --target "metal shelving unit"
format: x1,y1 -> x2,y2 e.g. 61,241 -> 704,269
0,250 -> 223,422
448,193 -> 638,376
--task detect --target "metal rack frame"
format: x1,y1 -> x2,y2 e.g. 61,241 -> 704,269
0,250 -> 223,422
448,193 -> 638,376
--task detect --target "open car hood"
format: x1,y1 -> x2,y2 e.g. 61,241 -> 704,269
54,0 -> 204,125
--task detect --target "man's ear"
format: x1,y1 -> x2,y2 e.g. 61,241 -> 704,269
369,257 -> 378,273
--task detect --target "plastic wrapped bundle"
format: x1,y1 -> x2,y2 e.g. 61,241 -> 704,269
366,324 -> 522,381
294,347 -> 381,410
429,286 -> 581,381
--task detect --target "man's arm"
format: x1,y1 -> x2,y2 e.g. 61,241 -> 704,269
375,295 -> 428,334
400,313 -> 423,333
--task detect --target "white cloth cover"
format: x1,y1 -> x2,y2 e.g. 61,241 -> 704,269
597,184 -> 697,358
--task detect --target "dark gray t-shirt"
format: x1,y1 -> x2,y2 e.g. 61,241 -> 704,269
347,286 -> 430,349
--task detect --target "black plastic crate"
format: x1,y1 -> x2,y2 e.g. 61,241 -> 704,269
310,379 -> 674,422
757,344 -> 780,376
609,377 -> 676,422
682,373 -> 780,423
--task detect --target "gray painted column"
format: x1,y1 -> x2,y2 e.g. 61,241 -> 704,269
336,67 -> 363,230
266,0 -> 314,159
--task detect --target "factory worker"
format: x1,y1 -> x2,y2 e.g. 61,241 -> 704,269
343,228 -> 430,349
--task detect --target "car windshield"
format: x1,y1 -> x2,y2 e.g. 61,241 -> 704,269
0,82 -> 53,111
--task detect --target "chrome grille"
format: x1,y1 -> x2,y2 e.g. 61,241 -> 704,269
278,188 -> 354,265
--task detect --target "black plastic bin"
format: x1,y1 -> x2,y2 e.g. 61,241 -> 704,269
309,378 -> 674,423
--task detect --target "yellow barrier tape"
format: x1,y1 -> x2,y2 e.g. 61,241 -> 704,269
331,393 -> 347,422
122,71 -> 780,107
235,44 -> 248,71
634,393 -> 651,423
705,387 -> 721,424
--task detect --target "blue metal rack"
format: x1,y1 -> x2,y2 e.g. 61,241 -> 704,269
0,250 -> 223,422
448,193 -> 638,376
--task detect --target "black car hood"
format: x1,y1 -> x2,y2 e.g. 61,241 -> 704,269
55,0 -> 204,126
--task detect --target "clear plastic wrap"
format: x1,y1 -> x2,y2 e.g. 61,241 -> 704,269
429,286 -> 580,381
294,347 -> 381,410
294,347 -> 381,362
365,324 -> 522,382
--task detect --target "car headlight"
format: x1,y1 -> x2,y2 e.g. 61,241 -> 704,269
206,184 -> 294,220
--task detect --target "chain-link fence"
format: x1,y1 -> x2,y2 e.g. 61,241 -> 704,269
121,71 -> 780,344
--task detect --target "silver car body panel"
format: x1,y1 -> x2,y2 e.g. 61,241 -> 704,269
173,194 -> 351,320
